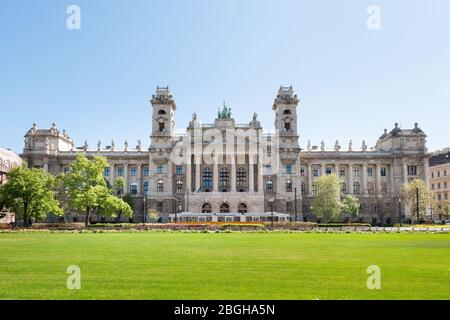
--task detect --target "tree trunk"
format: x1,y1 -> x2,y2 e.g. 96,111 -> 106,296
85,208 -> 91,227
23,202 -> 29,228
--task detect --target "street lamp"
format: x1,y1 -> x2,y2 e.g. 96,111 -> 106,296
398,198 -> 402,227
268,197 -> 274,228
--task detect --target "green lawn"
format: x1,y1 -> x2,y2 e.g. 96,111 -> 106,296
0,232 -> 449,300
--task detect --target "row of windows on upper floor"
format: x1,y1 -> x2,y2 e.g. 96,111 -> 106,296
277,164 -> 420,177
432,182 -> 448,191
63,164 -> 184,176
431,169 -> 448,179
435,192 -> 449,202
271,164 -> 390,177
264,180 -> 389,195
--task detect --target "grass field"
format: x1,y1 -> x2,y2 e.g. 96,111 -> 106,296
0,232 -> 449,300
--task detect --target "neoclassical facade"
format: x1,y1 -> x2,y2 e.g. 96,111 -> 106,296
21,86 -> 430,223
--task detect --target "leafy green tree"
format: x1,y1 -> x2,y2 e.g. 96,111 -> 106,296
114,177 -> 125,196
341,195 -> 360,221
63,155 -> 132,226
102,195 -> 133,221
311,174 -> 342,223
402,179 -> 433,223
1,165 -> 62,227
440,200 -> 450,220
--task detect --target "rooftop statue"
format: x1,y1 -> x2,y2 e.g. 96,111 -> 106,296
217,101 -> 232,119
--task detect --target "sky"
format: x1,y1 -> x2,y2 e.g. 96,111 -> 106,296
1,0 -> 449,154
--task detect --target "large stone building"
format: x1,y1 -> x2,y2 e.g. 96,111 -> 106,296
0,147 -> 22,186
429,149 -> 450,220
21,86 -> 431,223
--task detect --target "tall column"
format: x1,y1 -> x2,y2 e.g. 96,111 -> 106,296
348,164 -> 353,195
258,155 -> 264,193
362,163 -> 368,196
213,160 -> 219,193
195,158 -> 201,192
376,163 -> 382,195
249,157 -> 254,193
123,164 -> 129,194
389,163 -> 394,195
137,164 -> 142,194
402,161 -> 408,184
110,163 -> 115,185
231,155 -> 236,192
423,159 -> 430,188
321,163 -> 326,176
307,164 -> 313,196
43,159 -> 49,173
335,163 -> 340,177
186,162 -> 191,193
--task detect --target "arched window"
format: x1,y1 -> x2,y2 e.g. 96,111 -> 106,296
158,110 -> 166,115
237,168 -> 247,191
176,180 -> 183,194
219,168 -> 230,191
266,180 -> 273,193
157,179 -> 164,192
202,203 -> 212,213
238,203 -> 248,214
341,182 -> 347,194
353,182 -> 360,195
202,167 -> 212,191
301,182 -> 306,195
220,203 -> 230,213
130,182 -> 138,195
283,110 -> 291,115
284,119 -> 291,131
143,181 -> 149,195
286,179 -> 293,192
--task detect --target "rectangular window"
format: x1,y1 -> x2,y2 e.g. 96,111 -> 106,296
64,167 -> 70,174
117,167 -> 124,177
300,167 -> 305,176
103,167 -> 110,177
367,168 -> 373,177
408,165 -> 418,176
176,165 -> 183,175
313,168 -> 319,177
353,167 -> 360,177
130,167 -> 137,177
326,167 -> 332,175
286,164 -> 292,174
380,167 -> 387,177
144,167 -> 150,176
157,164 -> 163,174
340,169 -> 346,177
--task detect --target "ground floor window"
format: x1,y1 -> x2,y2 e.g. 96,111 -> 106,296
220,203 -> 230,213
202,203 -> 212,213
238,203 -> 247,214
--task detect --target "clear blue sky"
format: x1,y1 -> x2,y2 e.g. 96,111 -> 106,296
1,0 -> 449,154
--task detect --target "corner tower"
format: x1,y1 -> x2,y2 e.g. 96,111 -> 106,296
150,86 -> 176,146
273,85 -> 300,148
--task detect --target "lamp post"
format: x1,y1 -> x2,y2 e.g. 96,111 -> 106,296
416,187 -> 420,223
398,198 -> 402,227
269,198 -> 274,228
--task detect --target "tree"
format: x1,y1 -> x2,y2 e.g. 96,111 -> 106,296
440,200 -> 450,220
311,174 -> 342,223
149,209 -> 158,224
1,165 -> 62,227
102,195 -> 133,221
341,195 -> 360,222
114,177 -> 125,196
63,155 -> 132,226
402,179 -> 433,223
115,193 -> 133,222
